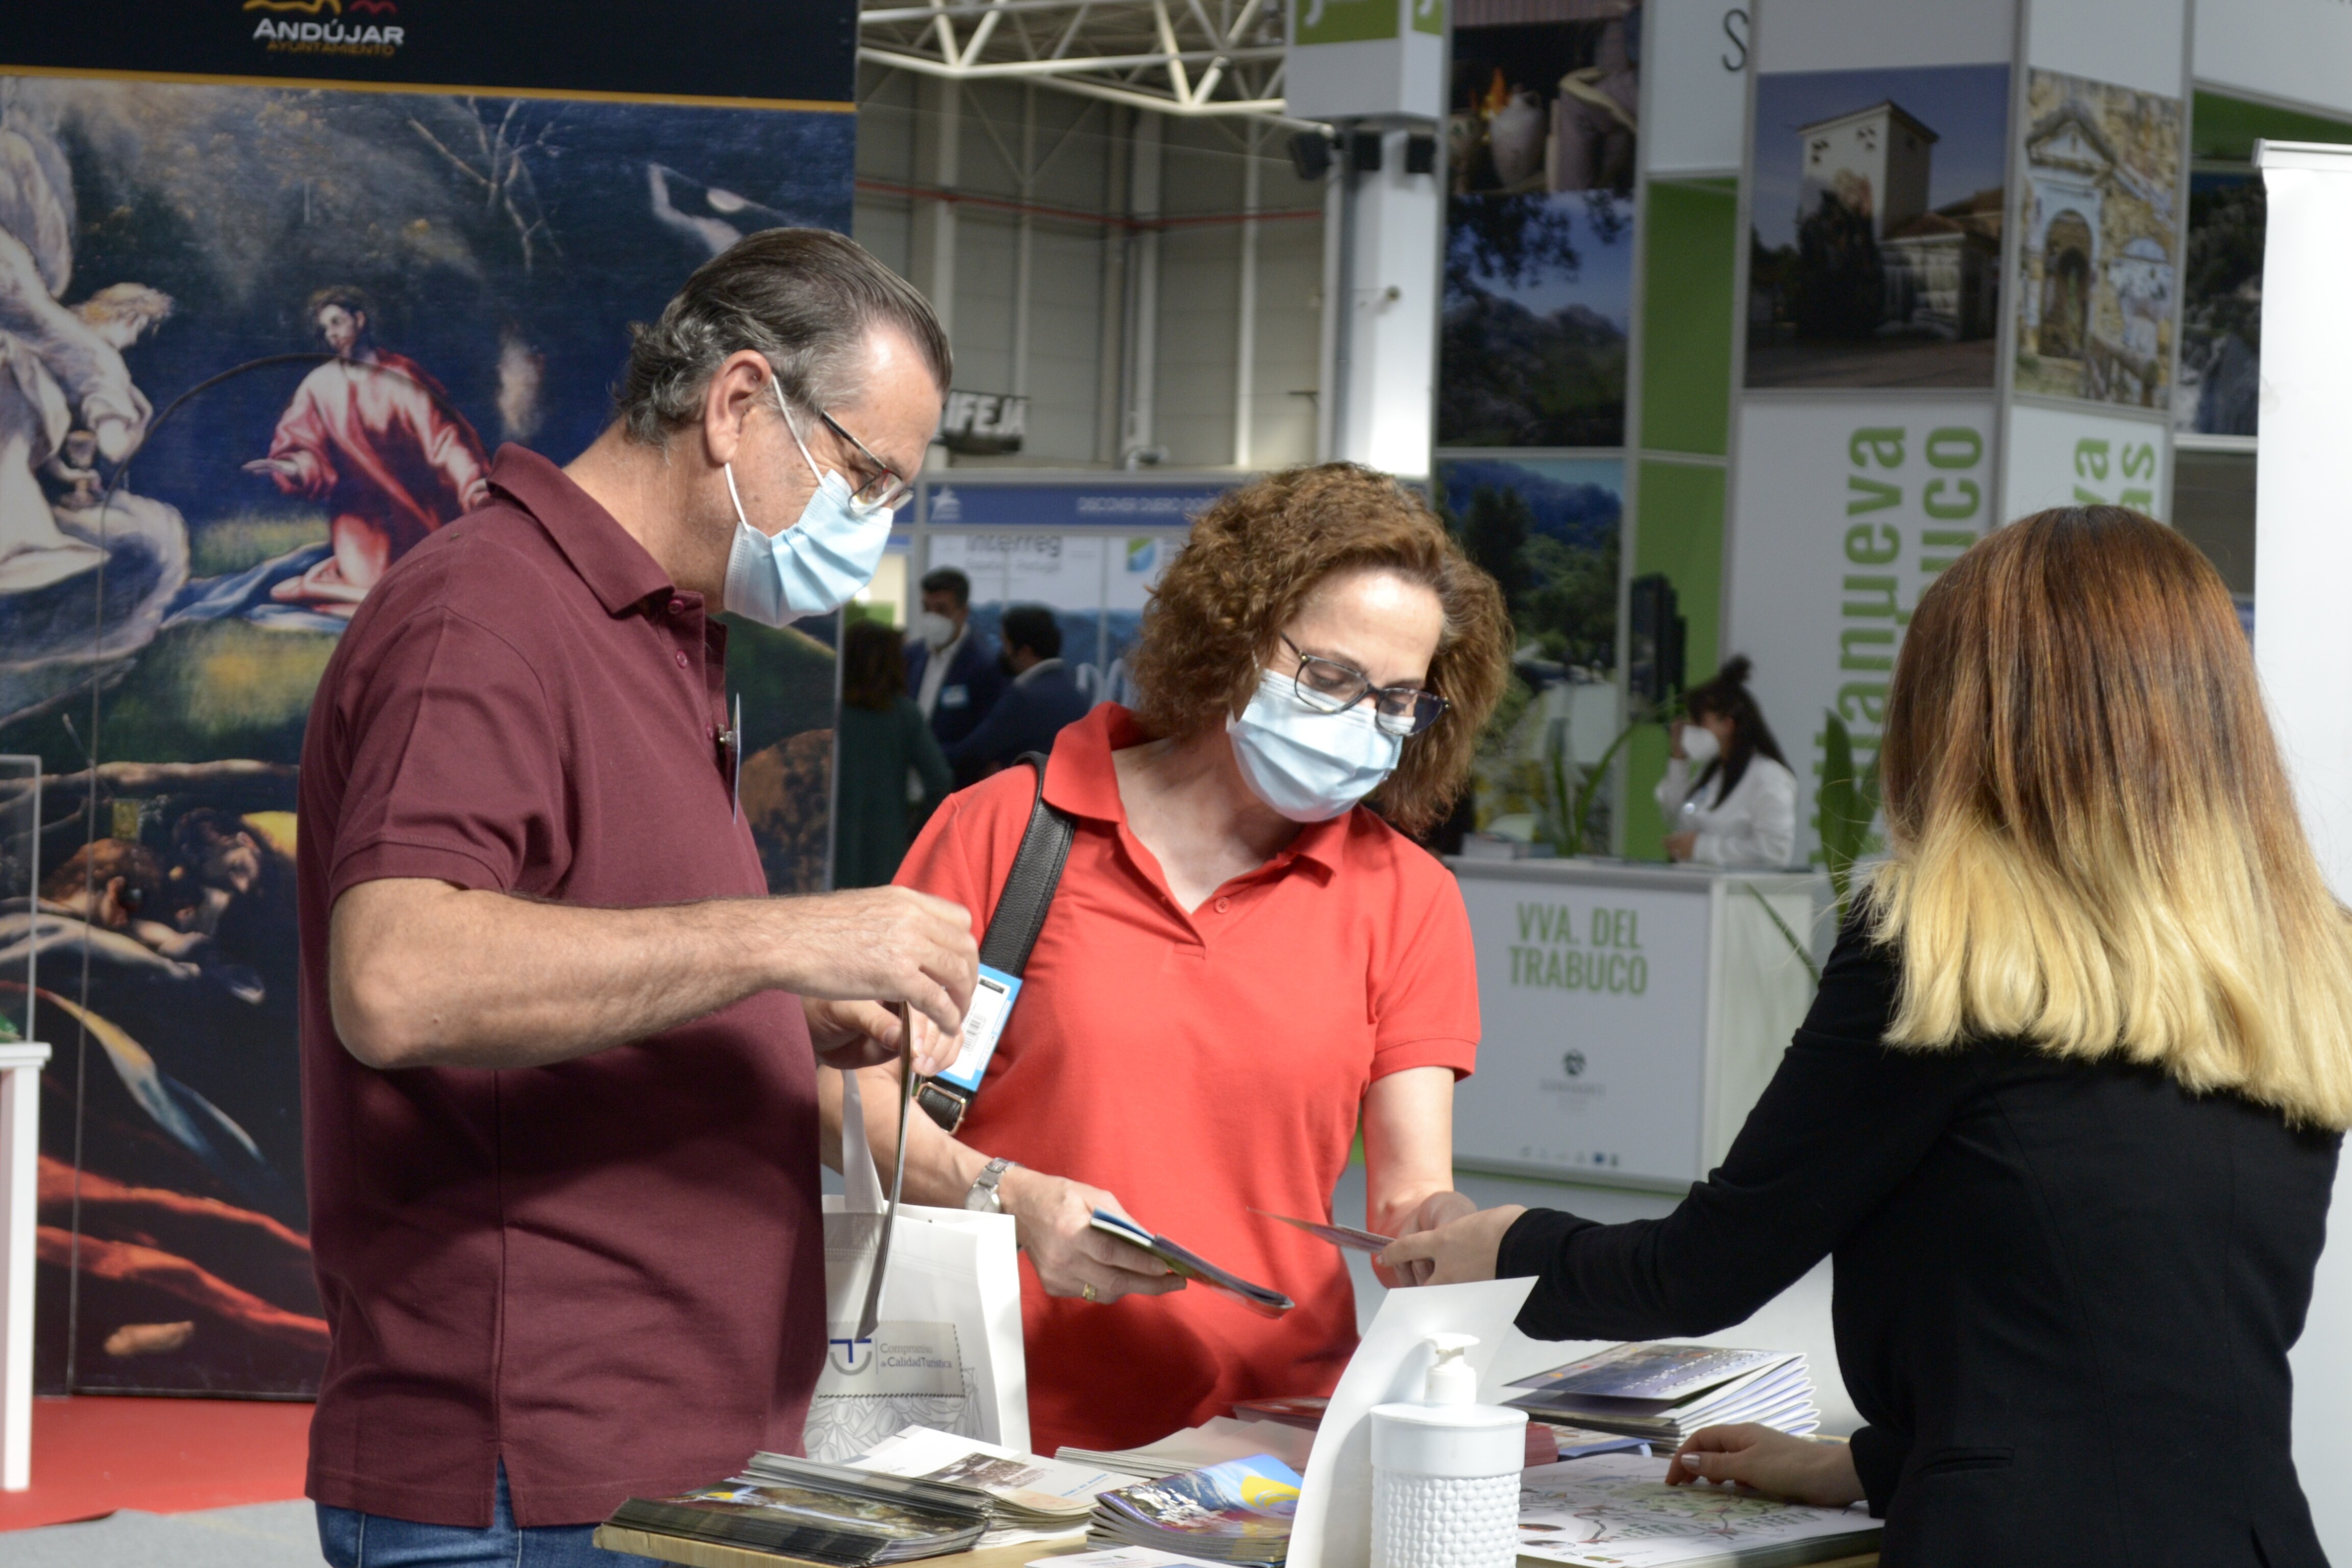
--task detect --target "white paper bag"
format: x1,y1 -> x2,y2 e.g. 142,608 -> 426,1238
805,1071 -> 1030,1462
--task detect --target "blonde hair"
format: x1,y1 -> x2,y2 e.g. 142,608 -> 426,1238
1868,506 -> 2352,1129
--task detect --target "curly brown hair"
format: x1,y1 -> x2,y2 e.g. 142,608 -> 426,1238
1127,463 -> 1512,835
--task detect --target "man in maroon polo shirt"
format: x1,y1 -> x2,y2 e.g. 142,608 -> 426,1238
298,230 -> 973,1567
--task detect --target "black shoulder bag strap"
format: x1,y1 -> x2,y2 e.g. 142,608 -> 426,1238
914,752 -> 1074,1132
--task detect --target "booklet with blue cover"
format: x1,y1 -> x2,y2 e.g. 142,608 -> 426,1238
1089,1211 -> 1294,1317
1087,1454 -> 1303,1566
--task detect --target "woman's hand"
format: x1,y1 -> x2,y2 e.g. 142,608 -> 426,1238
1668,719 -> 1688,761
803,997 -> 961,1075
1667,1426 -> 1865,1508
1377,1190 -> 1478,1287
1664,829 -> 1698,862
999,1168 -> 1186,1305
1376,1203 -> 1525,1286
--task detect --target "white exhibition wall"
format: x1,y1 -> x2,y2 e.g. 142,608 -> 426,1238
2253,138 -> 2352,1563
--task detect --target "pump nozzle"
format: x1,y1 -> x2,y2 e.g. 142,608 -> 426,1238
1422,1333 -> 1480,1405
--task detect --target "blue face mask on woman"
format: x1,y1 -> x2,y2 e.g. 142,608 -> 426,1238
721,386 -> 892,627
1227,667 -> 1404,822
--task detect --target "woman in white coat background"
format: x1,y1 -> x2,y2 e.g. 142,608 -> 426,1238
1657,656 -> 1797,867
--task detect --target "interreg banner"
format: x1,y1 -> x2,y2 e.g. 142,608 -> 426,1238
0,0 -> 857,1396
1727,401 -> 1995,857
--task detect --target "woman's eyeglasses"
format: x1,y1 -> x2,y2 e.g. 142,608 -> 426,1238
1282,635 -> 1450,737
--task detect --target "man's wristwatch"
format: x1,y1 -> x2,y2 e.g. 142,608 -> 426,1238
964,1157 -> 1018,1213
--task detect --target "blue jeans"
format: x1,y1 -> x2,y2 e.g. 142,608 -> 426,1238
317,1463 -> 664,1567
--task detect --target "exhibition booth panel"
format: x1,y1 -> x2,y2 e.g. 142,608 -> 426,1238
1450,859 -> 1828,1192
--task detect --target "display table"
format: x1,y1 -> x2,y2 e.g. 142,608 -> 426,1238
1448,859 -> 1830,1191
592,1526 -> 1878,1568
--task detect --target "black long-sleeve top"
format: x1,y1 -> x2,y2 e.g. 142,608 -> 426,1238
1498,916 -> 2341,1568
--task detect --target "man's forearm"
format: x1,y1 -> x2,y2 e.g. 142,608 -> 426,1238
332,882 -> 782,1070
333,875 -> 976,1072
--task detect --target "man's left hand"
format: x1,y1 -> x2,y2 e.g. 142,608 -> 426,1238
803,997 -> 959,1076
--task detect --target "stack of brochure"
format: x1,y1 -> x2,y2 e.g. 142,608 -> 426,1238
604,1453 -> 989,1564
846,1426 -> 1139,1545
1059,1417 -> 1314,1480
1087,1454 -> 1302,1566
1502,1343 -> 1819,1444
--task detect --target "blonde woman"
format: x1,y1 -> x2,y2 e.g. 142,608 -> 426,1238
1386,507 -> 2350,1568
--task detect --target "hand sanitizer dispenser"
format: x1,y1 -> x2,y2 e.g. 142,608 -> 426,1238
1369,1333 -> 1528,1568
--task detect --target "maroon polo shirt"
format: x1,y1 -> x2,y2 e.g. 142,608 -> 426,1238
296,445 -> 824,1528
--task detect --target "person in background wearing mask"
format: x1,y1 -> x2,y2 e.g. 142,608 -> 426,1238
907,566 -> 1009,756
297,229 -> 976,1568
1658,655 -> 1797,867
946,602 -> 1094,775
821,465 -> 1513,1453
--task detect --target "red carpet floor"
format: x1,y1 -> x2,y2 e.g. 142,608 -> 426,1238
0,1395 -> 312,1532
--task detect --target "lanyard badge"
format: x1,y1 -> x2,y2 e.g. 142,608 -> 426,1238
934,963 -> 1021,1094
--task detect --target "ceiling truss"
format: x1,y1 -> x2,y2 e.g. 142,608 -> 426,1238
858,0 -> 1302,123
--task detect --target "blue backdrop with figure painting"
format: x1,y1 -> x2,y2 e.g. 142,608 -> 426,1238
0,10 -> 857,1396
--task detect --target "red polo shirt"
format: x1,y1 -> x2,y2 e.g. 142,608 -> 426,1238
296,446 -> 824,1528
894,705 -> 1479,1453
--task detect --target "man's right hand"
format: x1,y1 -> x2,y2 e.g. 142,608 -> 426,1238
770,886 -> 977,1040
999,1169 -> 1185,1305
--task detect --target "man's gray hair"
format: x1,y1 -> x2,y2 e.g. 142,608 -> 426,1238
617,228 -> 951,445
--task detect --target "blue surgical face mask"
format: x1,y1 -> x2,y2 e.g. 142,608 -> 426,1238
721,385 -> 892,627
1226,667 -> 1403,823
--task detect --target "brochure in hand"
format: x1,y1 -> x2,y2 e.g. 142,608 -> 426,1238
1504,1344 -> 1819,1442
1514,1452 -> 1881,1568
1227,1396 -> 1632,1467
1247,1210 -> 1393,1253
1089,1211 -> 1294,1317
1087,1453 -> 1303,1567
604,1456 -> 990,1565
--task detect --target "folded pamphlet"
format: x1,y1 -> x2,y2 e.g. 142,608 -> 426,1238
1089,1211 -> 1293,1316
1514,1452 -> 1880,1568
1087,1453 -> 1302,1566
604,1456 -> 990,1565
1247,1209 -> 1393,1252
1059,1417 -> 1315,1480
846,1425 -> 1141,1545
1505,1344 -> 1819,1442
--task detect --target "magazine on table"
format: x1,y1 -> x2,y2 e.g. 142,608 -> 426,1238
604,1458 -> 989,1565
1513,1452 -> 1881,1568
847,1425 -> 1141,1544
1505,1344 -> 1818,1441
1060,1417 -> 1315,1480
1227,1396 -> 1637,1466
1090,1211 -> 1294,1317
1087,1453 -> 1303,1566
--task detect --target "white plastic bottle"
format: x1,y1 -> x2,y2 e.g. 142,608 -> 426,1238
1369,1333 -> 1528,1568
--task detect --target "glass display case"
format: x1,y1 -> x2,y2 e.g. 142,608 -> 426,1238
0,757 -> 38,1047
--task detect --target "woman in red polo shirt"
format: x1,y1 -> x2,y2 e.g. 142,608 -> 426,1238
824,463 -> 1511,1453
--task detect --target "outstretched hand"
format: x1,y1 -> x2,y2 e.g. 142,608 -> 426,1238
1667,1425 -> 1865,1509
1375,1203 -> 1525,1286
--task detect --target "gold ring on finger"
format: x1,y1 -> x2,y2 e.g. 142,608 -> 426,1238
1081,1281 -> 1099,1303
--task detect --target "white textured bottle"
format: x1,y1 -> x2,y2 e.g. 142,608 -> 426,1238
1369,1334 -> 1528,1568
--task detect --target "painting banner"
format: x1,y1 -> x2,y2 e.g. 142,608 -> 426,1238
0,0 -> 854,108
0,4 -> 855,1394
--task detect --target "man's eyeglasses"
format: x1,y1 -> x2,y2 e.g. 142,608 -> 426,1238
816,408 -> 915,513
1282,635 -> 1450,737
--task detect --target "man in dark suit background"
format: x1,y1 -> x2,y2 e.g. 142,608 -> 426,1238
905,567 -> 1007,755
946,603 -> 1094,776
